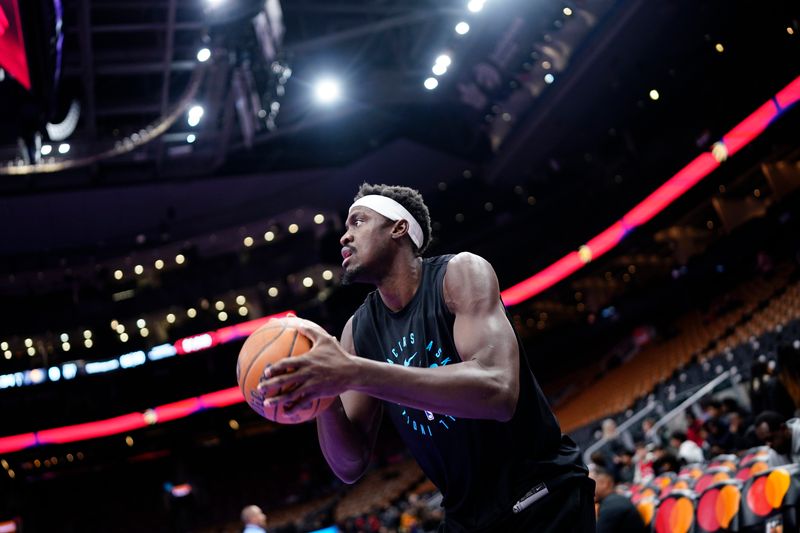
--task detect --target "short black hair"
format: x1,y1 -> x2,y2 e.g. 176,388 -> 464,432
591,465 -> 613,479
354,183 -> 433,255
671,431 -> 687,443
755,411 -> 786,431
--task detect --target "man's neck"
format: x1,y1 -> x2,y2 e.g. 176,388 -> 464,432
376,254 -> 424,312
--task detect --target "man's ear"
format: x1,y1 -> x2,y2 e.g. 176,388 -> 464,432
390,219 -> 409,240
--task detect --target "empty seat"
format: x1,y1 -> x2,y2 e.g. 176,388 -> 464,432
739,464 -> 800,532
695,479 -> 742,533
695,467 -> 734,495
654,490 -> 696,533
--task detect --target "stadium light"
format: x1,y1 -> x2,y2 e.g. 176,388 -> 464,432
432,63 -> 447,76
467,0 -> 484,13
187,105 -> 204,127
314,78 -> 342,104
58,143 -> 70,154
455,22 -> 470,35
196,48 -> 211,62
41,145 -> 52,156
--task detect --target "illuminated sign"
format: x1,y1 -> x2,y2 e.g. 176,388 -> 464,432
175,333 -> 215,355
119,351 -> 146,369
84,359 -> 120,374
147,344 -> 177,361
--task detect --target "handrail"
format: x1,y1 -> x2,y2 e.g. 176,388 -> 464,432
582,401 -> 660,465
646,370 -> 732,439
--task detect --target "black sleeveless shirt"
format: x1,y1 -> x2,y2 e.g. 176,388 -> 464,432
351,255 -> 586,531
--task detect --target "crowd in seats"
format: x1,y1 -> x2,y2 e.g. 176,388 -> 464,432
337,479 -> 443,533
333,459 -> 425,525
587,327 -> 800,532
594,435 -> 800,533
558,266 -> 798,432
618,455 -> 800,533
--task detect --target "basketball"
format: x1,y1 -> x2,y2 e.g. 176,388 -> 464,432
237,316 -> 334,424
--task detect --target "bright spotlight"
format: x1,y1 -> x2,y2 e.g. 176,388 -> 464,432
435,54 -> 452,68
563,7 -> 573,16
467,0 -> 484,13
196,48 -> 211,62
649,89 -> 660,101
432,63 -> 447,76
58,143 -> 70,154
187,105 -> 204,127
186,134 -> 196,143
544,73 -> 555,84
314,78 -> 342,104
424,77 -> 439,90
455,22 -> 470,35
41,145 -> 52,156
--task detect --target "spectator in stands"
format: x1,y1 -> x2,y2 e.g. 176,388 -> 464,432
701,399 -> 723,421
640,417 -> 662,447
676,439 -> 705,465
669,431 -> 704,464
652,448 -> 680,475
602,418 -> 634,455
754,411 -> 800,465
632,442 -> 653,483
777,342 -> 800,416
727,409 -> 750,451
589,451 -> 609,470
685,411 -> 704,445
241,505 -> 268,533
704,417 -> 735,456
589,466 -> 648,533
721,398 -> 746,419
750,358 -> 795,419
614,450 -> 635,483
667,431 -> 685,457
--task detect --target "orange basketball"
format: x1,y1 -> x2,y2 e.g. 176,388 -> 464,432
236,316 -> 333,424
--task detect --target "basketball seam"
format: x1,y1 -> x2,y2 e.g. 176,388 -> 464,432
275,329 -> 299,421
239,324 -> 287,401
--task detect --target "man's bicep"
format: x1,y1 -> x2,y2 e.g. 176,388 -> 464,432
453,302 -> 519,371
446,254 -> 519,370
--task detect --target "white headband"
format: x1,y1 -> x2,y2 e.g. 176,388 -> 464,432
349,195 -> 424,249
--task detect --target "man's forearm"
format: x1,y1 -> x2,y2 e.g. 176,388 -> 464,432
349,354 -> 516,421
316,397 -> 372,483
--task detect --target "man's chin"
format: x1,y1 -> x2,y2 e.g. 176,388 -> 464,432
341,265 -> 364,286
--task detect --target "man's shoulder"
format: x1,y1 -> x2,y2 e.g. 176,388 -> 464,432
438,252 -> 496,282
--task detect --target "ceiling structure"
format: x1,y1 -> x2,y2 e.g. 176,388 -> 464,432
0,0 -> 796,362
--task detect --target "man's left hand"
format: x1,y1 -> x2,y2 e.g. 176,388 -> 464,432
257,319 -> 358,413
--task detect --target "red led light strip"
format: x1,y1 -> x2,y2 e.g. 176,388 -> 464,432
0,313 -> 295,454
0,387 -> 244,454
500,75 -> 800,306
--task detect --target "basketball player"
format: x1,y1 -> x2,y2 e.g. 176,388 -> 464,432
259,184 -> 595,532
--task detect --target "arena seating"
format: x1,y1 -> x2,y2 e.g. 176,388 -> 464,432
621,452 -> 800,533
333,459 -> 424,523
559,265 -> 799,434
